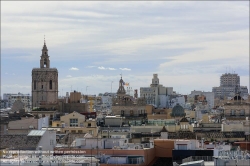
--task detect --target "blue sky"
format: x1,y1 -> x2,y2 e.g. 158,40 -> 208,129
1,1 -> 249,97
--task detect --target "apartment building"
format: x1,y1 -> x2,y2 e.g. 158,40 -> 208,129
52,111 -> 98,136
140,74 -> 173,108
212,73 -> 248,99
3,92 -> 31,110
188,90 -> 215,108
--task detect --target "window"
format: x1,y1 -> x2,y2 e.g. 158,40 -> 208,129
88,123 -> 91,127
231,110 -> 235,116
177,144 -> 187,150
78,130 -> 82,133
71,130 -> 76,133
50,80 -> 52,89
70,118 -> 78,127
89,130 -> 93,134
240,110 -> 245,116
130,110 -> 134,116
50,140 -> 54,145
42,85 -> 43,89
34,81 -> 36,90
44,59 -> 47,67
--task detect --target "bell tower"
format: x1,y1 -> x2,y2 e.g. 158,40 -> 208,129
32,38 -> 58,108
40,39 -> 50,68
117,75 -> 126,97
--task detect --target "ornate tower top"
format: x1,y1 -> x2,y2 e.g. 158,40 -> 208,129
117,76 -> 126,95
151,74 -> 159,87
40,37 -> 50,68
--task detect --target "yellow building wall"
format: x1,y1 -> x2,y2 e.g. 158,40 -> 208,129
165,124 -> 193,132
52,121 -> 61,127
202,114 -> 209,123
60,112 -> 85,127
145,105 -> 153,114
222,123 -> 249,132
185,110 -> 196,119
52,112 -> 98,136
61,127 -> 98,136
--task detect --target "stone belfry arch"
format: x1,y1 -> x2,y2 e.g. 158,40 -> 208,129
40,41 -> 50,68
31,39 -> 58,108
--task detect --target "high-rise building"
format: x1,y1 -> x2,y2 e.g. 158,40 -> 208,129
31,40 -> 58,108
140,74 -> 174,108
212,73 -> 248,99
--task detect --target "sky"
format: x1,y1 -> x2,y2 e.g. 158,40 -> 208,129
1,1 -> 249,97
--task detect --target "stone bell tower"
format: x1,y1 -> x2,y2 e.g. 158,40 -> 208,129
31,39 -> 58,108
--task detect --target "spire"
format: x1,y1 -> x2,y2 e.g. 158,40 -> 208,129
40,36 -> 50,68
44,35 -> 46,45
42,35 -> 48,51
117,75 -> 126,95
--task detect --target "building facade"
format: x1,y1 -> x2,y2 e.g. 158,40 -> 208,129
3,92 -> 31,109
212,73 -> 248,99
31,41 -> 58,108
140,74 -> 174,108
188,90 -> 215,108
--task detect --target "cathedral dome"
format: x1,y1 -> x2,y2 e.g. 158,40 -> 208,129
171,103 -> 186,117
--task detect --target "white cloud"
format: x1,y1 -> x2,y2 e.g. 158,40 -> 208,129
1,1 -> 249,96
66,75 -> 72,78
69,67 -> 79,71
86,66 -> 96,68
1,84 -> 31,95
98,66 -> 106,70
119,68 -> 131,71
108,68 -> 116,70
97,66 -> 116,70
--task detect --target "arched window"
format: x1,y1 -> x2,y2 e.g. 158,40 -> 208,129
50,80 -> 52,89
34,81 -> 36,90
44,58 -> 47,67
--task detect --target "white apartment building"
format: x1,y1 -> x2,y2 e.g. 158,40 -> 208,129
3,92 -> 31,110
140,74 -> 174,108
0,99 -> 9,109
188,90 -> 215,108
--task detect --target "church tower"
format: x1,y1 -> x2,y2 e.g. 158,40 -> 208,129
31,39 -> 58,108
117,76 -> 126,98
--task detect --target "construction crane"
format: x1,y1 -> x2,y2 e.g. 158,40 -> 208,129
87,96 -> 95,112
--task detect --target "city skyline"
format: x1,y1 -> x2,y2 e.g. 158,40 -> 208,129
1,1 -> 249,97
